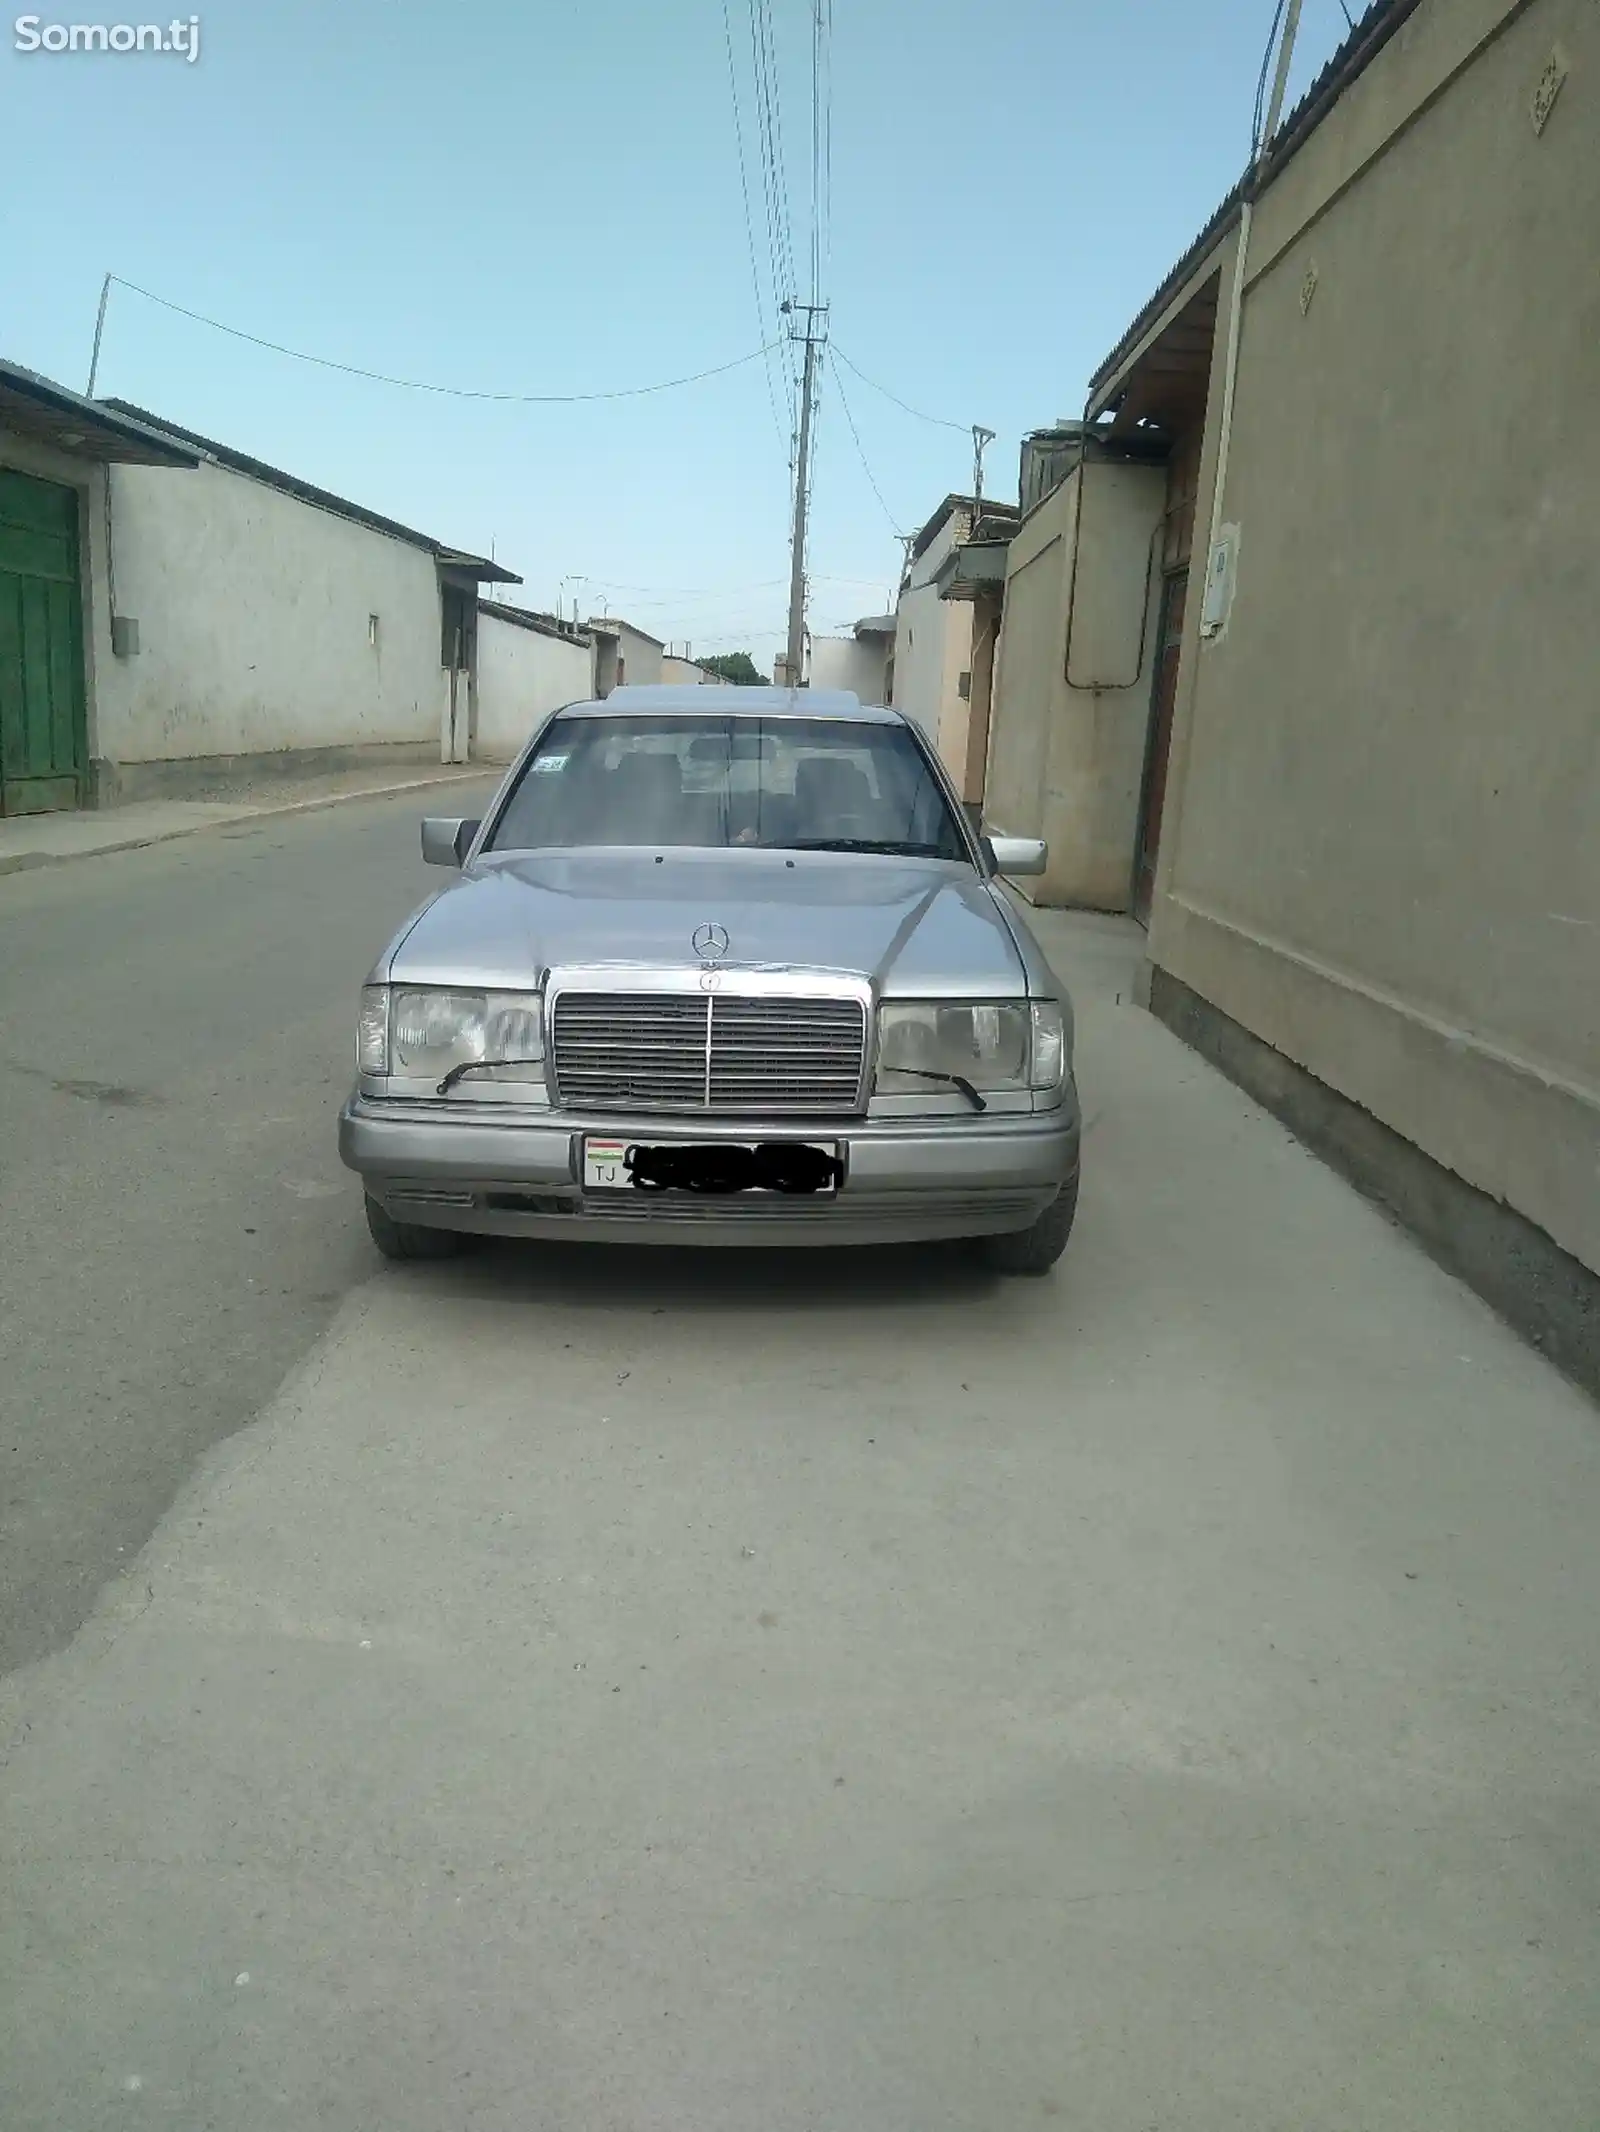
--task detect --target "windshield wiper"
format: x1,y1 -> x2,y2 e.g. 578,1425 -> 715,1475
785,838 -> 945,856
435,1058 -> 546,1096
887,1068 -> 987,1112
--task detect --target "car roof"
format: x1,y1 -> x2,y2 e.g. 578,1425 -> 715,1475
557,685 -> 902,724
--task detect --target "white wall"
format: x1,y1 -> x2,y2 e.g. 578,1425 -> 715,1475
475,611 -> 593,760
808,634 -> 888,703
611,623 -> 664,688
591,622 -> 664,695
95,457 -> 445,762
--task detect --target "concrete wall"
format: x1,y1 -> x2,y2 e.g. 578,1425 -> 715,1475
984,488 -> 1065,847
1143,0 -> 1600,1276
659,655 -> 729,687
891,515 -> 973,769
474,610 -> 593,761
985,458 -> 1165,908
808,633 -> 888,704
95,457 -> 444,764
591,621 -> 663,692
961,594 -> 1002,808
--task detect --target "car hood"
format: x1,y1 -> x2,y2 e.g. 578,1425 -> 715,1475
385,848 -> 1028,996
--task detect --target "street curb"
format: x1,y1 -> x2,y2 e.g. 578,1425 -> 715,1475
0,769 -> 491,880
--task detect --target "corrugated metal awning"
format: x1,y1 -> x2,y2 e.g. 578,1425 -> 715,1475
0,361 -> 200,467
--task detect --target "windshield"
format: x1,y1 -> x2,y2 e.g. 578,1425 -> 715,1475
487,714 -> 970,861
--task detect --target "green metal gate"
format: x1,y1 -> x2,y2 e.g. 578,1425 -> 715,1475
0,469 -> 88,815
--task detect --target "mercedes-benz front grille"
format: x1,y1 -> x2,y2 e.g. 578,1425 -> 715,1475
551,992 -> 866,1115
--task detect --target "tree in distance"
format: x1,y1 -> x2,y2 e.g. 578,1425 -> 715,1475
699,650 -> 767,686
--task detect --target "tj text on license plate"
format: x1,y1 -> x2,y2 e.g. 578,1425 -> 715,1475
582,1137 -> 842,1196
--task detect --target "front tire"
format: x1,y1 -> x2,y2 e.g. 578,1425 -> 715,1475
364,1193 -> 467,1262
975,1172 -> 1078,1275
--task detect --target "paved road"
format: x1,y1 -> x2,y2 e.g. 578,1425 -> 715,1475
0,783 -> 499,1676
3,845 -> 1599,2128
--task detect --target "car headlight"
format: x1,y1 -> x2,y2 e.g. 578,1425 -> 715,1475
874,1000 -> 1066,1096
357,985 -> 544,1085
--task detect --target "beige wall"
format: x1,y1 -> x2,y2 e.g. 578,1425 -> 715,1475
961,591 -> 1002,806
1144,0 -> 1600,1274
891,515 -> 974,771
985,458 -> 1165,908
985,489 -> 1064,847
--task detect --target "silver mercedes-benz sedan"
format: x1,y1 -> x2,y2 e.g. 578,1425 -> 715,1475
338,685 -> 1080,1272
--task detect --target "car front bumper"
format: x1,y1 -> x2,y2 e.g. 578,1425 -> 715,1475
338,1092 -> 1080,1248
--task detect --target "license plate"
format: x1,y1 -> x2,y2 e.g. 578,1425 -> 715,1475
582,1136 -> 841,1195
583,1138 -> 632,1190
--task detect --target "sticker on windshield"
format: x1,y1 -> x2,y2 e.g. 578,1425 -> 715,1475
531,753 -> 569,774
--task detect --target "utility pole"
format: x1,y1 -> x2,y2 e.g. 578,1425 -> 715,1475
784,301 -> 827,689
1259,0 -> 1304,159
86,272 -> 112,396
971,425 -> 996,520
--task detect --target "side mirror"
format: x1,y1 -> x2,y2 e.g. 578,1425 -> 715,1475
422,816 -> 481,868
985,834 -> 1047,878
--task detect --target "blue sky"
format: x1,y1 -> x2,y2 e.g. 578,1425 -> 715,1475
3,0 -> 1351,667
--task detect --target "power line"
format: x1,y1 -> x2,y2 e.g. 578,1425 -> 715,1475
827,1 -> 840,292
782,0 -> 833,681
718,0 -> 833,677
830,343 -> 967,432
809,0 -> 832,307
755,2 -> 797,309
757,0 -> 800,316
809,0 -> 821,304
720,0 -> 789,458
827,0 -> 840,302
577,572 -> 880,602
585,591 -> 791,615
747,0 -> 799,379
828,351 -> 902,536
99,276 -> 779,403
569,575 -> 791,598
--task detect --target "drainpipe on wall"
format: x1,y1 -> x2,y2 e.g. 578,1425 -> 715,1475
442,624 -> 463,765
466,602 -> 479,758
